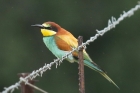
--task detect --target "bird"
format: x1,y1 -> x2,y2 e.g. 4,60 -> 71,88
32,21 -> 119,89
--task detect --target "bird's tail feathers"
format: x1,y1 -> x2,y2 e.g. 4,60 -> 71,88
99,72 -> 120,89
84,60 -> 119,89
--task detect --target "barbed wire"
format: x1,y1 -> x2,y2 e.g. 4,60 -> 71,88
19,77 -> 48,93
1,2 -> 140,93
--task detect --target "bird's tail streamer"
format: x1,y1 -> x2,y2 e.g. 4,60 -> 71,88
84,60 -> 120,89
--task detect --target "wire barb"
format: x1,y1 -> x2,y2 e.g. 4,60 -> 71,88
20,77 -> 48,93
1,2 -> 140,93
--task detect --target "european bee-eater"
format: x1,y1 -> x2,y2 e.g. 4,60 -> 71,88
32,21 -> 119,89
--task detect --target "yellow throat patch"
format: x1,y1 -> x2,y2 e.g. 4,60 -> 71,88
41,29 -> 56,36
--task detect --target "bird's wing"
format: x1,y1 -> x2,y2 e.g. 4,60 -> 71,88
54,30 -> 78,57
54,30 -> 92,61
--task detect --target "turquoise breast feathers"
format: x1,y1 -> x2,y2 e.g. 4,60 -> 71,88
43,36 -> 74,62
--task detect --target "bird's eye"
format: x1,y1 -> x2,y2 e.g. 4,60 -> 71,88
42,26 -> 57,32
42,27 -> 52,30
41,26 -> 52,30
45,27 -> 52,30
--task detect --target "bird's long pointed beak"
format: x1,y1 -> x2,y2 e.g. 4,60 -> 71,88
31,24 -> 44,28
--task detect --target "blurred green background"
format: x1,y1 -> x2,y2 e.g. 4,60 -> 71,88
0,0 -> 140,93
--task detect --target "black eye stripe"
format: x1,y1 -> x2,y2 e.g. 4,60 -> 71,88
46,27 -> 52,30
41,26 -> 52,30
41,26 -> 57,32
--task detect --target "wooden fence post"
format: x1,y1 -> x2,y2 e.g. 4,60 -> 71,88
78,36 -> 85,93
